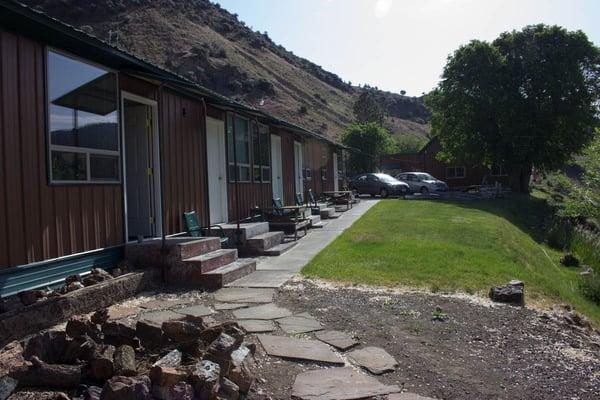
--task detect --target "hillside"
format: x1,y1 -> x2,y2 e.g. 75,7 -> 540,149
23,0 -> 430,141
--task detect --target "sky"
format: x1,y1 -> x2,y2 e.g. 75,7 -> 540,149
217,0 -> 600,96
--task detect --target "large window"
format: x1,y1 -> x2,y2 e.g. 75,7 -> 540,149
48,51 -> 119,183
227,114 -> 251,182
446,166 -> 466,179
252,123 -> 271,182
490,165 -> 508,176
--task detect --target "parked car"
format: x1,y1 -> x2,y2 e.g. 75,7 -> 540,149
396,172 -> 449,194
351,173 -> 410,198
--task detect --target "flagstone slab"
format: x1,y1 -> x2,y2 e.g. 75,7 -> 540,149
257,335 -> 343,365
292,367 -> 401,400
315,330 -> 359,351
347,346 -> 398,375
139,298 -> 190,310
233,303 -> 292,320
108,306 -> 141,320
214,288 -> 274,303
214,302 -> 249,311
173,304 -> 214,318
139,310 -> 183,324
238,319 -> 277,333
388,393 -> 438,400
276,312 -> 322,334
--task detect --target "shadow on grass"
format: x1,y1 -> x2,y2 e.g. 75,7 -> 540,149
432,194 -> 554,246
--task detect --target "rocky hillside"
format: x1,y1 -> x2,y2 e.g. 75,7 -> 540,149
24,0 -> 430,141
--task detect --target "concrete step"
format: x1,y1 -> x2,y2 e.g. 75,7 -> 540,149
219,222 -> 270,242
246,231 -> 284,250
201,259 -> 257,288
260,240 -> 297,256
319,207 -> 336,219
182,249 -> 238,274
171,237 -> 221,259
307,215 -> 321,227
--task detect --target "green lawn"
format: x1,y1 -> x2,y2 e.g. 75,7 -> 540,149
302,196 -> 600,323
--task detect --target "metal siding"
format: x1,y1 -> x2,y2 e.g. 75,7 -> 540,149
227,183 -> 272,222
0,30 -> 124,269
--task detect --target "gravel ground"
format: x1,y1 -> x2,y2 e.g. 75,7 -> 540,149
249,279 -> 600,400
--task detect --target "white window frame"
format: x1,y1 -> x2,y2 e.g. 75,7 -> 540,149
446,166 -> 466,179
251,122 -> 271,183
46,47 -> 121,184
490,165 -> 508,177
227,113 -> 251,183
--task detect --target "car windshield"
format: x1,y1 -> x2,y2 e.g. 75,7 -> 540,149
415,173 -> 435,180
374,173 -> 399,183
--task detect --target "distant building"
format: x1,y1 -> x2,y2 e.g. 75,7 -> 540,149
380,137 -> 511,189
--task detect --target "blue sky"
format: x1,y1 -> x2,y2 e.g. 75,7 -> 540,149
217,0 -> 600,96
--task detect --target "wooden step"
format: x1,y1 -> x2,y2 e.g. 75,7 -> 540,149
172,237 -> 221,259
182,249 -> 238,274
200,259 -> 257,288
246,231 -> 284,250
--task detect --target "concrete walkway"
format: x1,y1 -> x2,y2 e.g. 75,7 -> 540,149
227,199 -> 379,288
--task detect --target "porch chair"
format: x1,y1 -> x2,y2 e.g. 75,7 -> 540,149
264,198 -> 309,241
183,211 -> 230,247
307,189 -> 326,215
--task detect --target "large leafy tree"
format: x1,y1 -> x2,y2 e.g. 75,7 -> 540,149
353,90 -> 387,125
427,25 -> 600,192
342,123 -> 395,175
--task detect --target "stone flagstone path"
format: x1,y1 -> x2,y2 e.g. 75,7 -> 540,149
257,335 -> 344,365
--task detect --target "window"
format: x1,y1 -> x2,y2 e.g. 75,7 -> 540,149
227,114 -> 251,182
252,123 -> 271,182
490,165 -> 507,176
446,166 -> 466,179
303,168 -> 312,181
47,50 -> 119,183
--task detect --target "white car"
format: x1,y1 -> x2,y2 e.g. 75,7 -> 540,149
396,172 -> 449,194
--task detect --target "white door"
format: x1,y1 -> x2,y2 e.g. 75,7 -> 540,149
294,141 -> 303,196
207,117 -> 228,224
333,152 -> 339,192
271,134 -> 283,201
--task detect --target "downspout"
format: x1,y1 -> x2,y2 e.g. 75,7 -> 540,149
255,118 -> 264,216
232,114 -> 241,246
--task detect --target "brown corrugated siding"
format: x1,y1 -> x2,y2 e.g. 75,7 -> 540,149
278,129 -> 297,205
159,89 -> 208,234
0,30 -> 124,269
227,183 -> 272,221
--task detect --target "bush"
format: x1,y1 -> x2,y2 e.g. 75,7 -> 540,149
560,253 -> 580,267
580,274 -> 600,304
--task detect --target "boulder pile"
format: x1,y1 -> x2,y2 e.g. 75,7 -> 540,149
1,309 -> 255,399
489,280 -> 524,306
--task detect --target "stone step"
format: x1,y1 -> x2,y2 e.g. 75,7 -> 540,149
219,222 -> 270,242
319,207 -> 336,219
182,249 -> 238,274
201,259 -> 257,288
246,231 -> 284,250
171,237 -> 221,259
260,241 -> 297,256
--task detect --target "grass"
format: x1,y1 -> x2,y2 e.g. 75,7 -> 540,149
302,196 -> 600,324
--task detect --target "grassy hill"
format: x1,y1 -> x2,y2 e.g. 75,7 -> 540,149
24,0 -> 430,141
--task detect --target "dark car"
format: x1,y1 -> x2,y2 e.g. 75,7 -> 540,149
351,173 -> 410,198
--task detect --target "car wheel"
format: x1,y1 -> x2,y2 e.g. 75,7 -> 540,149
380,188 -> 389,198
420,186 -> 429,195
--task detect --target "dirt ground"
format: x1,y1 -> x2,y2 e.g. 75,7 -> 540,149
248,279 -> 600,400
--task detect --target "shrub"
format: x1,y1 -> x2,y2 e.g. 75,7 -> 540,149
580,274 -> 600,304
560,253 -> 580,267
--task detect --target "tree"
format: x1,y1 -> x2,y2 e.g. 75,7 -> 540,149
427,25 -> 600,192
393,135 -> 426,153
353,90 -> 387,125
342,123 -> 395,174
400,90 -> 406,96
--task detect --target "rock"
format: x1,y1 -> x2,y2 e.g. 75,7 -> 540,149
314,330 -> 359,351
151,381 -> 193,400
18,290 -> 45,306
218,378 -> 239,400
65,274 -> 82,284
275,312 -> 322,334
63,336 -> 97,363
347,346 -> 399,375
153,350 -> 182,368
161,320 -> 202,343
0,375 -> 18,400
228,345 -> 254,393
100,375 -> 151,400
10,356 -> 82,388
560,253 -> 580,267
66,315 -> 102,341
79,385 -> 102,400
190,360 -> 220,399
135,320 -> 165,350
489,281 -> 524,305
149,366 -> 188,387
111,268 -> 123,278
113,345 -> 136,376
91,309 -> 110,325
102,321 -> 139,348
22,331 -> 68,364
7,391 -> 70,400
257,335 -> 343,365
205,333 -> 241,370
65,281 -> 85,293
90,345 -> 115,381
82,268 -> 113,287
